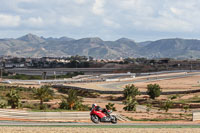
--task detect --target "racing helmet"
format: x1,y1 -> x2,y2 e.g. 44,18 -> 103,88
92,103 -> 97,108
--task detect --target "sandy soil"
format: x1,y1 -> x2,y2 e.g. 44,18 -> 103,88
63,82 -> 108,91
0,127 -> 200,133
64,73 -> 200,92
133,75 -> 200,92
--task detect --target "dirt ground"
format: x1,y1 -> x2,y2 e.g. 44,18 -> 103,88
1,72 -> 200,123
63,72 -> 200,92
0,127 -> 200,133
133,75 -> 200,92
83,94 -> 194,122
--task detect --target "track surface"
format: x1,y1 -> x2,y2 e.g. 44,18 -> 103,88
99,72 -> 200,90
1,120 -> 200,127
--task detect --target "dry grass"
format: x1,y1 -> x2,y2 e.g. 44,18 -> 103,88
0,127 -> 200,133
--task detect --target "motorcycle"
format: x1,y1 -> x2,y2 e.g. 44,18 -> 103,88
90,106 -> 117,124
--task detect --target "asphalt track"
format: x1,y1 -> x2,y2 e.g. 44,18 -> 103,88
1,120 -> 200,129
99,72 -> 200,90
0,120 -> 200,127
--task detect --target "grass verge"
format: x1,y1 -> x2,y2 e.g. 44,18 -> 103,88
127,117 -> 184,122
0,125 -> 200,128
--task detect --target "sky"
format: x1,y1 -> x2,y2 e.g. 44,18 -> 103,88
0,0 -> 200,42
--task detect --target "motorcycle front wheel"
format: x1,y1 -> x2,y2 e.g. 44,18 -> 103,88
111,115 -> 117,124
91,115 -> 100,124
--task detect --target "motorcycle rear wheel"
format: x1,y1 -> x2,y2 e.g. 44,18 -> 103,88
91,115 -> 100,124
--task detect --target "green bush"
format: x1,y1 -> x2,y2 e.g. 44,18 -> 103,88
22,102 -> 38,109
75,104 -> 90,111
161,100 -> 173,112
33,85 -> 54,110
183,105 -> 190,113
57,88 -> 100,98
169,95 -> 177,100
123,97 -> 137,111
6,89 -> 21,109
7,74 -> 42,80
59,89 -> 89,111
0,100 -> 7,108
59,100 -> 68,110
146,103 -> 152,113
106,103 -> 117,111
123,84 -> 140,99
147,84 -> 162,99
123,84 -> 140,112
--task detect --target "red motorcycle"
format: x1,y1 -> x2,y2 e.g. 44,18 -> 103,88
90,104 -> 117,124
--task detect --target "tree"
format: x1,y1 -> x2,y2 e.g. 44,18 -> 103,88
123,97 -> 137,111
6,89 -> 20,109
161,100 -> 173,112
147,84 -> 162,99
123,84 -> 140,99
67,89 -> 80,110
123,84 -> 140,112
106,103 -> 117,111
60,89 -> 83,110
33,86 -> 54,110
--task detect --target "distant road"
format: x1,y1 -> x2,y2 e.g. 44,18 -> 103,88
99,72 -> 200,90
7,68 -> 200,76
6,68 -> 120,76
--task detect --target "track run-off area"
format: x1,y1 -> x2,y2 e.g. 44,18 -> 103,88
98,72 -> 200,90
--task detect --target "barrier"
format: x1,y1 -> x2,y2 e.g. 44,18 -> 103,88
193,112 -> 200,121
0,109 -> 90,121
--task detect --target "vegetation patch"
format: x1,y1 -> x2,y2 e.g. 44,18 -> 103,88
127,117 -> 184,121
5,72 -> 84,80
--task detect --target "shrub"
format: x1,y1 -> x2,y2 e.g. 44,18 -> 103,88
22,102 -> 36,109
161,100 -> 173,112
123,97 -> 137,111
183,105 -> 190,113
106,103 -> 117,111
123,84 -> 140,112
59,100 -> 68,110
67,89 -> 81,110
75,104 -> 90,111
33,85 -> 54,110
147,84 -> 162,99
59,89 -> 88,111
0,100 -> 7,108
57,88 -> 100,98
123,84 -> 140,99
169,95 -> 178,100
6,89 -> 21,109
146,103 -> 152,113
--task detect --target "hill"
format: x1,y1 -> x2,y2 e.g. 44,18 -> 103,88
0,34 -> 200,59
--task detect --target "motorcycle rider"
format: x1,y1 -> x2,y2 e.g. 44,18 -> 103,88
90,103 -> 117,124
92,104 -> 109,116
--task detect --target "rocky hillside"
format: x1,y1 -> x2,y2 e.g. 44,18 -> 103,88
0,34 -> 200,59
